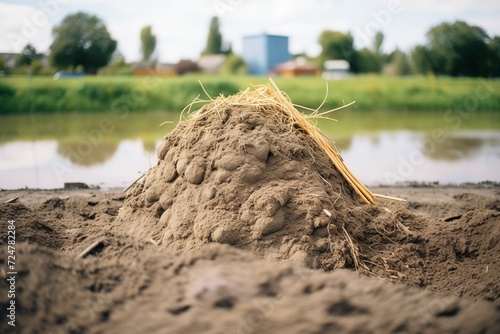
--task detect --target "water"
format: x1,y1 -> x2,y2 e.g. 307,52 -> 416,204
1,111 -> 499,189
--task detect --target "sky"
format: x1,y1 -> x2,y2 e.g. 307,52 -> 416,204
1,0 -> 500,63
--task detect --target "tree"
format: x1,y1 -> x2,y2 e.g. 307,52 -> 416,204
50,12 -> 117,74
410,45 -> 433,74
373,31 -> 384,56
425,20 -> 493,76
489,36 -> 500,77
16,44 -> 42,67
202,16 -> 223,55
0,55 -> 9,76
140,25 -> 157,62
223,42 -> 233,55
384,49 -> 410,76
357,48 -> 381,73
220,54 -> 247,74
100,50 -> 130,75
489,36 -> 500,58
318,30 -> 359,71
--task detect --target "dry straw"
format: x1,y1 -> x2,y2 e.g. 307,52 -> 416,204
184,78 -> 377,204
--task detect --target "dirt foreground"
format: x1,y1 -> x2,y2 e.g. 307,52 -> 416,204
0,184 -> 499,333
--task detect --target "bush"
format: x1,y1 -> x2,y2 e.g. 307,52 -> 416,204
0,82 -> 15,98
167,81 -> 239,99
220,54 -> 247,75
77,83 -> 131,100
31,86 -> 67,99
0,83 -> 16,112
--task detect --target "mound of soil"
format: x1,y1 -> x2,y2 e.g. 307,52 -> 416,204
114,91 -> 425,278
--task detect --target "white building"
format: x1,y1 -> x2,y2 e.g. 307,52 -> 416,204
197,54 -> 226,74
323,60 -> 351,80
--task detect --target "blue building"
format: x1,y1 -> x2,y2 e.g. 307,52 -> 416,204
242,34 -> 291,75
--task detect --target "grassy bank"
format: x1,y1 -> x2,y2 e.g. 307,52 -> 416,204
1,75 -> 500,113
2,110 -> 499,145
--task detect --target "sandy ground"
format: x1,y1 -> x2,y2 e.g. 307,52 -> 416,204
0,183 -> 499,334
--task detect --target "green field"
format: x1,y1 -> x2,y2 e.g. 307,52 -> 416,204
1,74 -> 500,113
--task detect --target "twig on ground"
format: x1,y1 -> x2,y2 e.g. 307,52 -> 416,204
78,238 -> 105,258
5,197 -> 19,203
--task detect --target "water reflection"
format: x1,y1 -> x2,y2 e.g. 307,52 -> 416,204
57,142 -> 120,166
1,111 -> 499,189
421,133 -> 500,161
341,131 -> 500,185
0,112 -> 176,144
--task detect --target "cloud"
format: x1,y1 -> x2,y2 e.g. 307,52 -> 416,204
102,1 -> 213,62
1,0 -> 499,62
0,3 -> 40,52
403,0 -> 500,14
0,0 -> 72,53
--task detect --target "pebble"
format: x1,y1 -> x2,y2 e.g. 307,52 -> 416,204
185,157 -> 206,185
254,210 -> 285,236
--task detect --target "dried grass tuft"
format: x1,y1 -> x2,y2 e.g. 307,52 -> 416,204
183,78 -> 376,204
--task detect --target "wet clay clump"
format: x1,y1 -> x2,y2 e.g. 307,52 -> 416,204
114,84 -> 422,273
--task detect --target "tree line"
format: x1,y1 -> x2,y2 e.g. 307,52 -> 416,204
318,20 -> 500,77
1,12 -> 498,77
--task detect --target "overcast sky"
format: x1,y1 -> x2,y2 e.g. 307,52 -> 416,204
1,0 -> 500,63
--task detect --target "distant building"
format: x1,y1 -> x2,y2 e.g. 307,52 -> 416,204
155,62 -> 177,75
0,53 -> 19,68
323,60 -> 351,80
273,57 -> 319,77
242,34 -> 291,75
174,59 -> 198,75
0,52 -> 48,68
197,54 -> 226,74
132,61 -> 176,76
131,61 -> 154,75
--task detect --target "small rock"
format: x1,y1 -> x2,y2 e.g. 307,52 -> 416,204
176,152 -> 191,176
211,226 -> 238,245
214,170 -> 232,184
163,163 -> 178,182
203,187 -> 216,201
185,157 -> 206,185
157,139 -> 171,160
244,140 -> 270,162
240,164 -> 264,184
216,154 -> 245,171
145,184 -> 164,205
254,210 -> 285,236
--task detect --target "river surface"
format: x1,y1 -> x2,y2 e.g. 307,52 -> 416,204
1,110 -> 499,189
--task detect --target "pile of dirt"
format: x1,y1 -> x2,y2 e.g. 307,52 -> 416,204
113,85 -> 427,281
